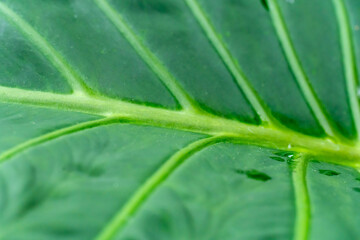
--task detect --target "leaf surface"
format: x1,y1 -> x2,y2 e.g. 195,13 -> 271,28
0,0 -> 360,240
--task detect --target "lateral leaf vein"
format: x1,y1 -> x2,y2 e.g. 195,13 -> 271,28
332,0 -> 360,140
292,154 -> 311,240
0,3 -> 92,95
95,136 -> 223,240
94,0 -> 199,112
267,0 -> 339,139
0,117 -> 120,164
185,0 -> 274,125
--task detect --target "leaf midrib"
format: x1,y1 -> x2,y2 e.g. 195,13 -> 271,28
0,0 -> 358,166
0,85 -> 359,168
0,1 -> 358,240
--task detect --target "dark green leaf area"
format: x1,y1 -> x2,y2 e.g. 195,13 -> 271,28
260,0 -> 269,10
353,187 -> 360,193
311,160 -> 321,164
318,169 -> 340,176
235,169 -> 272,182
307,162 -> 360,239
62,164 -> 104,178
270,156 -> 285,162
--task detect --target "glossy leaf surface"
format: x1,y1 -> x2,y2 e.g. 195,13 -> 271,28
0,0 -> 359,239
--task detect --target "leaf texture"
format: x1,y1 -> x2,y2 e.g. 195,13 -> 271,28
0,0 -> 360,240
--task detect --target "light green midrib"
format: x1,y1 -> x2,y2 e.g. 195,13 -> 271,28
94,136 -> 222,240
267,0 -> 339,140
0,2 -> 356,240
0,0 -> 356,161
332,0 -> 360,140
94,0 -> 199,112
292,155 -> 311,240
0,85 -> 360,168
184,0 -> 273,125
0,3 -> 91,95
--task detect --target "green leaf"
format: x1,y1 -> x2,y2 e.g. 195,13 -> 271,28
0,0 -> 359,239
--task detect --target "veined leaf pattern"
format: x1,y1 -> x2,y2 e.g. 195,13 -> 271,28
0,0 -> 359,239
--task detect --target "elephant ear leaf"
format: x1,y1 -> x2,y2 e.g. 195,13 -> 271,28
0,0 -> 360,240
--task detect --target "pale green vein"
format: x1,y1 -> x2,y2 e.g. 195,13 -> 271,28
0,3 -> 91,95
94,0 -> 199,112
185,0 -> 273,125
0,117 -> 121,164
267,0 -> 338,139
292,154 -> 310,240
332,0 -> 360,140
0,86 -> 360,167
95,136 -> 223,240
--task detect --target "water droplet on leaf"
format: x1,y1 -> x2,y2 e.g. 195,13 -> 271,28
273,151 -> 296,165
274,151 -> 294,158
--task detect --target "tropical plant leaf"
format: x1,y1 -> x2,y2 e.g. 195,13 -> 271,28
0,0 -> 359,239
